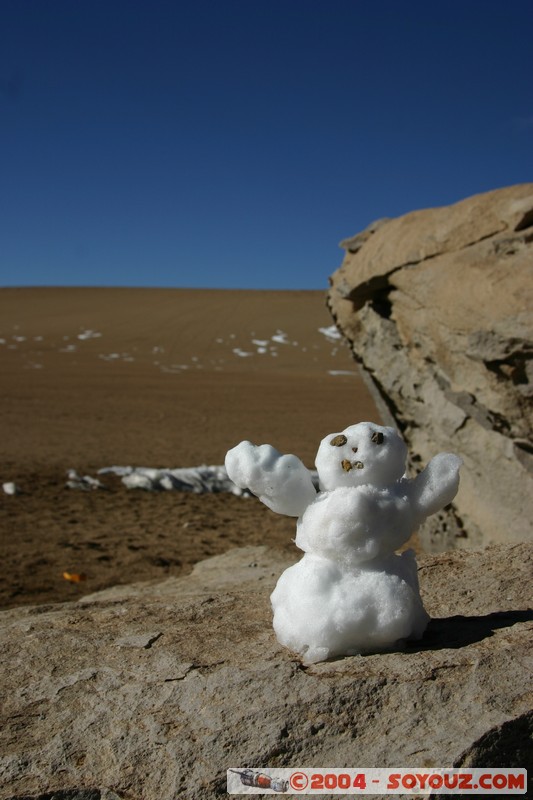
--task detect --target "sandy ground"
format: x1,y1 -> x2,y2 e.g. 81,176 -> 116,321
0,287 -> 382,609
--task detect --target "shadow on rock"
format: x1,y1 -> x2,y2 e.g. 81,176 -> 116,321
407,608 -> 533,652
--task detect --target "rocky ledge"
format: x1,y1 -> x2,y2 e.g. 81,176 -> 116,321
1,543 -> 531,799
328,184 -> 533,551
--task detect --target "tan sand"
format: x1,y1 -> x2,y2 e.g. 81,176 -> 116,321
0,287 -> 380,608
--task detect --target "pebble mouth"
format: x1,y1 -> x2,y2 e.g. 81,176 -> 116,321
341,459 -> 364,472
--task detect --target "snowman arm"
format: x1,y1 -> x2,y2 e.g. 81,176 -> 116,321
407,453 -> 462,526
225,440 -> 317,517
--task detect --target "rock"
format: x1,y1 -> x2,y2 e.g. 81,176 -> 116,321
327,184 -> 533,550
339,217 -> 391,254
1,543 -> 531,799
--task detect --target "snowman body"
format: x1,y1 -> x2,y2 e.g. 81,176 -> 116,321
225,422 -> 461,664
271,486 -> 429,664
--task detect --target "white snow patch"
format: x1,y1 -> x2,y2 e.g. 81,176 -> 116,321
76,464 -> 320,498
66,470 -> 104,490
328,369 -> 357,376
99,352 -> 133,362
3,482 -> 21,495
232,348 -> 254,358
318,325 -> 342,342
271,330 -> 289,345
160,364 -> 189,373
98,464 -> 266,496
78,329 -> 102,340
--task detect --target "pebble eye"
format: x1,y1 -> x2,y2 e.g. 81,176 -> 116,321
330,434 -> 347,447
371,431 -> 384,444
352,447 -> 358,453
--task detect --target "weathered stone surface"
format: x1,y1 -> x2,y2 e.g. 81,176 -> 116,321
1,543 -> 532,799
328,184 -> 533,550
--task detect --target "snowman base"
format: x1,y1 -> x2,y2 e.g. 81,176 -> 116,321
271,549 -> 430,664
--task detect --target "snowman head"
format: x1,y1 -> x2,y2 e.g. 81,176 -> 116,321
315,422 -> 407,491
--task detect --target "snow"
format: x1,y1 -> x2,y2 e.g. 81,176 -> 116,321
99,352 -> 134,362
225,422 -> 462,664
271,330 -> 289,345
318,324 -> 342,342
66,470 -> 104,491
0,322 -> 354,373
100,465 -> 252,495
252,339 -> 269,355
63,463 -> 320,497
2,482 -> 21,495
232,348 -> 254,358
208,324 -> 351,367
159,364 -> 190,373
77,329 -> 102,340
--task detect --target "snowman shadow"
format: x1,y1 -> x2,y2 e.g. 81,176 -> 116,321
404,608 -> 533,653
287,609 -> 533,666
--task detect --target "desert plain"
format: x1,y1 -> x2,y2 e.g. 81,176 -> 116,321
0,286 -> 379,609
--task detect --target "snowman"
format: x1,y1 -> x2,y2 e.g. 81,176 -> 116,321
225,422 -> 461,664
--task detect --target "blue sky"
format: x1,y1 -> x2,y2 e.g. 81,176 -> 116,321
1,0 -> 532,290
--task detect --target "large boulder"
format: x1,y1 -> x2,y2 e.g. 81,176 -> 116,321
327,184 -> 533,550
0,543 -> 531,799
